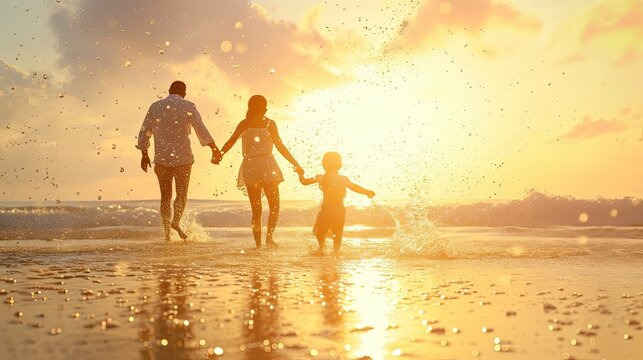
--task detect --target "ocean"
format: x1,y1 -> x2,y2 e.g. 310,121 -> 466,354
0,194 -> 641,359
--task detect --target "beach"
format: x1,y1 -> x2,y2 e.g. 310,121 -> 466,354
1,201 -> 642,359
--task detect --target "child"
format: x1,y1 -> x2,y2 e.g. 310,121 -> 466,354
299,152 -> 375,252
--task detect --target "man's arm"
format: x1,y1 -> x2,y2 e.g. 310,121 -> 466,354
136,106 -> 154,172
188,105 -> 221,163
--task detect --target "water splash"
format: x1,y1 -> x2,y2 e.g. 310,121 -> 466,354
373,195 -> 451,257
180,211 -> 210,243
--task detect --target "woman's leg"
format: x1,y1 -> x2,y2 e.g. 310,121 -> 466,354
246,186 -> 263,247
264,183 -> 280,245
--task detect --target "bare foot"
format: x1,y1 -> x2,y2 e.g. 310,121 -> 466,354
266,240 -> 279,248
171,224 -> 188,240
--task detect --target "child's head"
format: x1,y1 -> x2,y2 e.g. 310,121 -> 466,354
322,152 -> 342,172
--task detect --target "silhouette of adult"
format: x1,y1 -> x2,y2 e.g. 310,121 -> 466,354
219,95 -> 303,248
137,81 -> 222,241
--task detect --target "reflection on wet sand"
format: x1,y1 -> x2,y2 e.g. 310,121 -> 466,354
319,259 -> 345,330
139,265 -> 196,360
347,259 -> 397,360
242,270 -> 283,359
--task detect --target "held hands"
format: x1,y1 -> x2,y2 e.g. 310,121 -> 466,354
211,150 -> 223,165
366,190 -> 376,199
140,154 -> 151,172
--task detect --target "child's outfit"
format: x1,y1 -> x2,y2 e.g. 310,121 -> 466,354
313,174 -> 348,248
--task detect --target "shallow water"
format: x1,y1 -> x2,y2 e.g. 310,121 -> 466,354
1,228 -> 642,359
1,200 -> 642,359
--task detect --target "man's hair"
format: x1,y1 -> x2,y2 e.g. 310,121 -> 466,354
169,81 -> 186,95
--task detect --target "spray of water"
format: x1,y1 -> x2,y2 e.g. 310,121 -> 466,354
180,210 -> 211,242
371,194 -> 452,257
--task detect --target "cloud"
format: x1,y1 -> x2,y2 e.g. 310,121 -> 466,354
49,0 -> 343,99
558,0 -> 643,67
581,0 -> 643,41
0,59 -> 43,89
389,0 -> 540,50
561,115 -> 630,140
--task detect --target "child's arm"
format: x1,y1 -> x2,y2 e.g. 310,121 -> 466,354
347,178 -> 375,198
299,173 -> 319,186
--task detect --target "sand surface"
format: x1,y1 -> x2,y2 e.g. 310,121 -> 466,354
1,234 -> 642,360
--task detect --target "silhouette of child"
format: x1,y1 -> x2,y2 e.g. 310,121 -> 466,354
299,152 -> 375,252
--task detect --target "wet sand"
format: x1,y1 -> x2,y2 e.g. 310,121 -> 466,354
0,236 -> 642,359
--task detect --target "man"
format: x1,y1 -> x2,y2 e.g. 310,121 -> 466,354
137,81 -> 222,241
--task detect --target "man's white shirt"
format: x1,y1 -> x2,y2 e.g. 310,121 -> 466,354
137,94 -> 215,166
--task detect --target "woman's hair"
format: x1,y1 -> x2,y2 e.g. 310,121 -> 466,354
246,95 -> 267,119
322,152 -> 342,171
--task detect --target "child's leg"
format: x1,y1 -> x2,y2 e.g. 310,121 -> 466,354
316,233 -> 327,250
313,212 -> 330,250
332,228 -> 344,252
331,210 -> 346,252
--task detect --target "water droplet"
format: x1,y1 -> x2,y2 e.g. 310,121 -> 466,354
269,68 -> 276,74
234,21 -> 243,29
120,167 -> 124,173
214,347 -> 224,355
164,41 -> 170,46
158,49 -> 165,55
578,213 -> 589,223
236,42 -> 248,53
610,208 -> 618,218
43,74 -> 48,80
58,93 -> 65,98
220,40 -> 232,53
161,339 -> 168,346
124,60 -> 131,67
111,144 -> 116,150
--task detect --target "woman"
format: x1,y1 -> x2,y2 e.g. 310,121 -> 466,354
218,95 -> 304,248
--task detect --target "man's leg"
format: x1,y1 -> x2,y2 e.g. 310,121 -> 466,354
171,164 -> 192,240
154,164 -> 173,241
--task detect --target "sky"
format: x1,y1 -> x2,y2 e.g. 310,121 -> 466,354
0,0 -> 642,203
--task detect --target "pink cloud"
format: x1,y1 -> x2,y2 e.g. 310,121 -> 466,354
582,1 -> 643,41
561,115 -> 630,140
392,0 -> 540,48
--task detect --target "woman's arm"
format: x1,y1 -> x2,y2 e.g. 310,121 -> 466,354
220,120 -> 247,155
267,119 -> 303,174
347,178 -> 375,198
